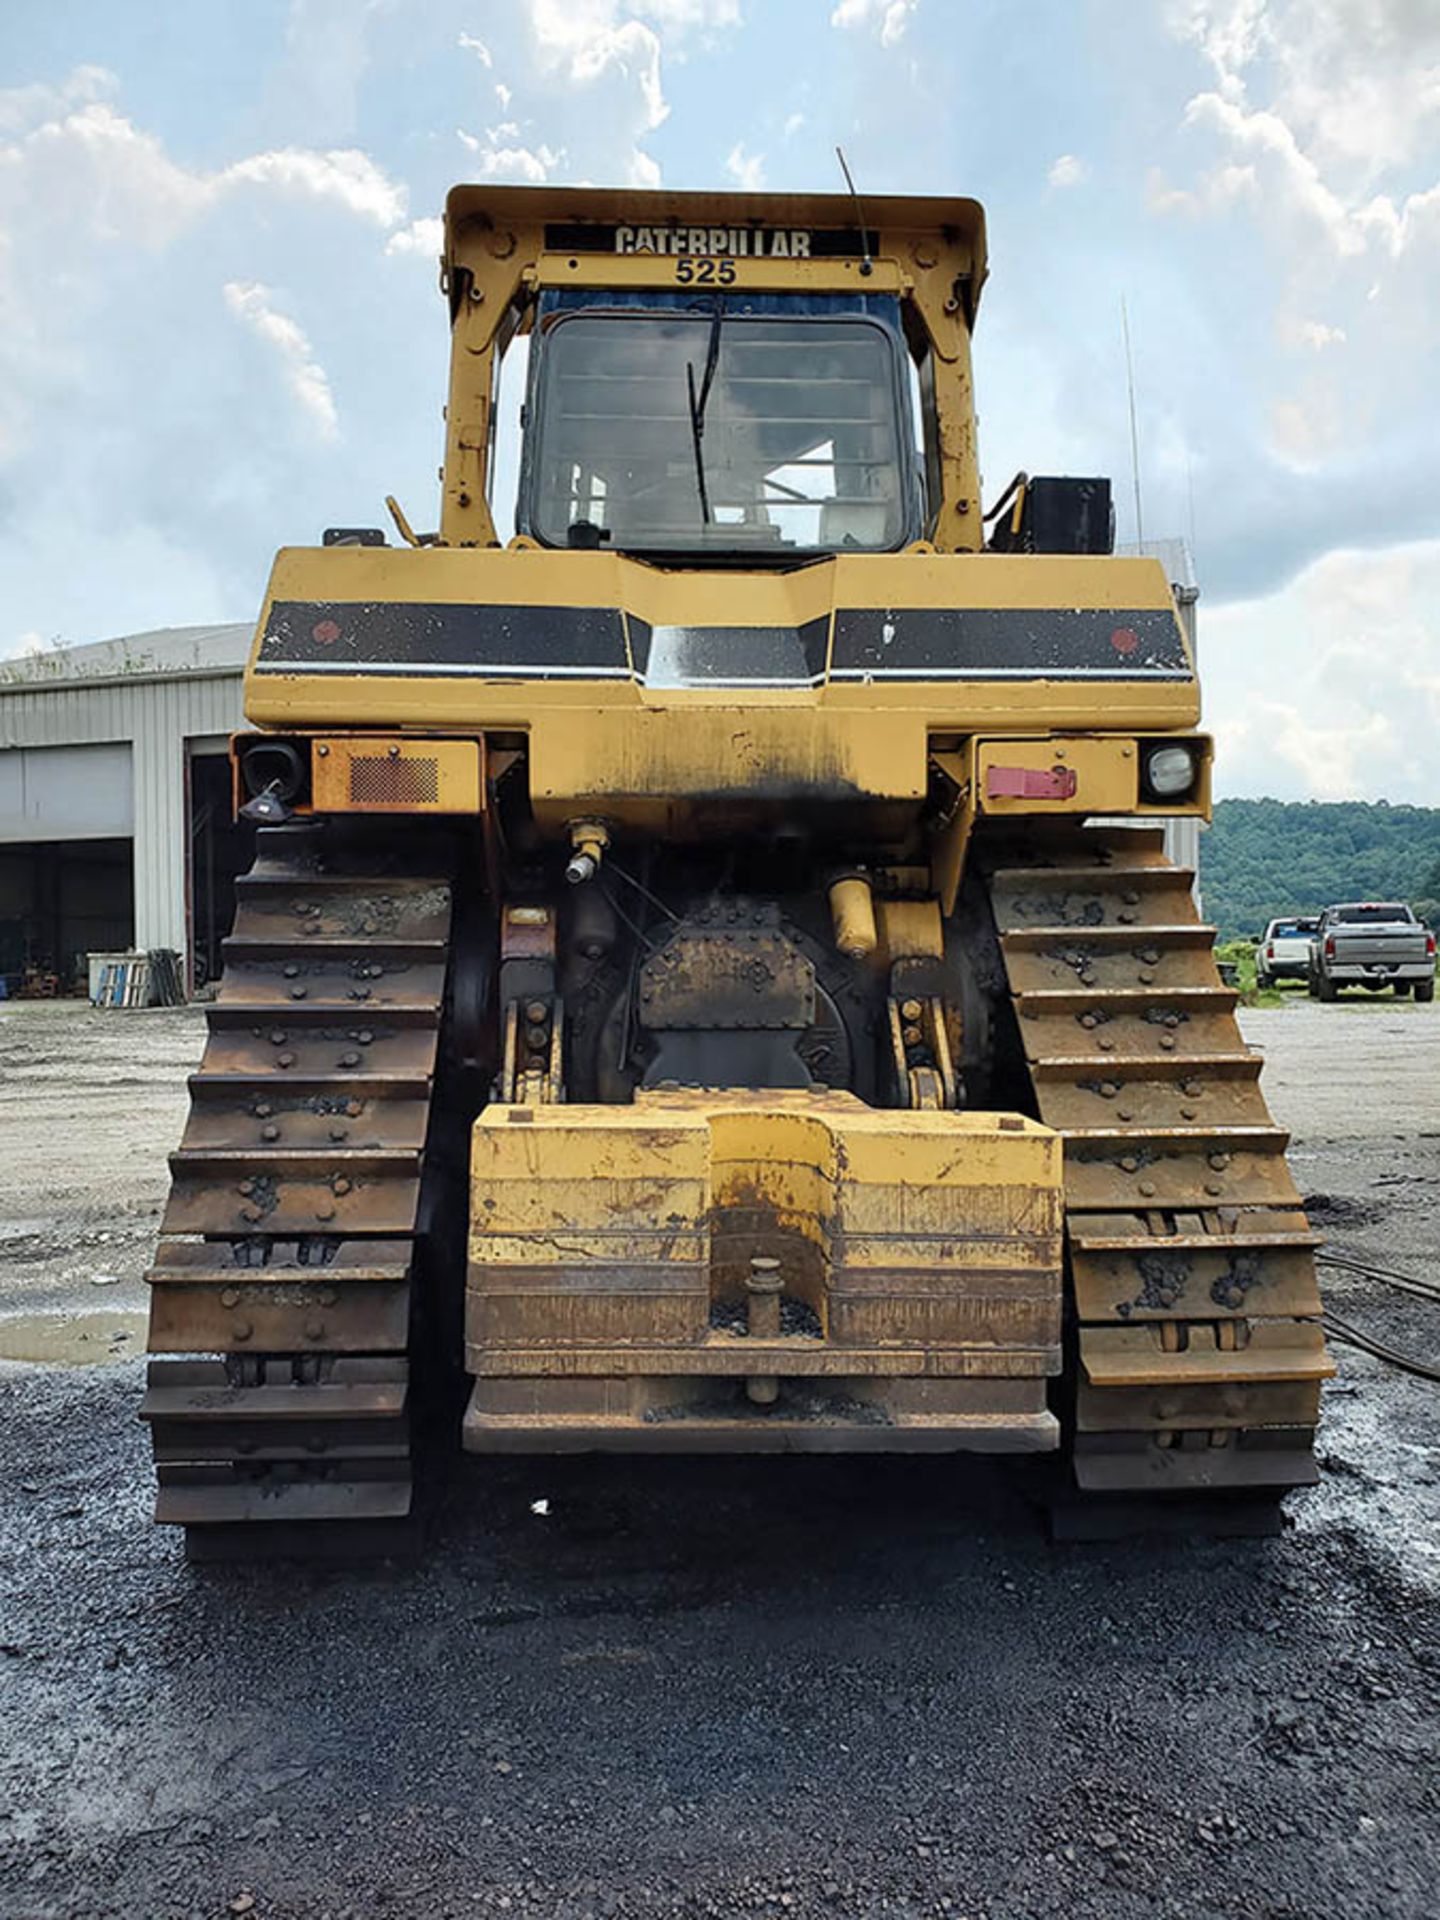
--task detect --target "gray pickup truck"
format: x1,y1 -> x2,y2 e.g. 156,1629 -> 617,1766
1308,902 -> 1436,1001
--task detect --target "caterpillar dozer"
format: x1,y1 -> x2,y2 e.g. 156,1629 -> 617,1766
142,186 -> 1333,1557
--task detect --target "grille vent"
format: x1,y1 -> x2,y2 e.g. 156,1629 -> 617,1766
349,755 -> 440,806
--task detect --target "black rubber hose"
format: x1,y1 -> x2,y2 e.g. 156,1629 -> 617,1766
1318,1251 -> 1440,1306
1324,1311 -> 1440,1384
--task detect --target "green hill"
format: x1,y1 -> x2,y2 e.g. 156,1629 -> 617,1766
1202,799 -> 1440,940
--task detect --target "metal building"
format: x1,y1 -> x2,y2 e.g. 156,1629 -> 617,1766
0,625 -> 250,994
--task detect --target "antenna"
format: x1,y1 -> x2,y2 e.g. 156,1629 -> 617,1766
835,146 -> 874,277
1120,295 -> 1144,549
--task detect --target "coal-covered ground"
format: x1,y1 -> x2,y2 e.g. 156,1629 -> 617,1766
1,996 -> 1437,1920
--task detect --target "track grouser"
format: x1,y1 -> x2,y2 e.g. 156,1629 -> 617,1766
142,186 -> 1333,1557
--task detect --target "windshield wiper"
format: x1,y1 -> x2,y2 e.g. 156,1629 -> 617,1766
685,301 -> 724,524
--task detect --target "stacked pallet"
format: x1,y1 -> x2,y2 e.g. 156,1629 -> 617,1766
91,949 -> 186,1008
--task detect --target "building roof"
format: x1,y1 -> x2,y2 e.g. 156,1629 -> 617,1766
0,623 -> 252,691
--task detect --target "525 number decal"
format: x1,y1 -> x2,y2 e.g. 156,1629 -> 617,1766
675,258 -> 737,285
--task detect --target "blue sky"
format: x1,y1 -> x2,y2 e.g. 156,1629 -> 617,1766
1,0 -> 1437,799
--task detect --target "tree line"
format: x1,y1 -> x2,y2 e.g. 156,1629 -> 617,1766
1201,799 -> 1440,941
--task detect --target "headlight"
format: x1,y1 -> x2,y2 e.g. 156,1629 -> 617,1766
241,739 -> 306,801
1142,744 -> 1198,800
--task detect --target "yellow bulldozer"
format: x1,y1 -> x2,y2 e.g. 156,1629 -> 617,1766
141,186 -> 1333,1556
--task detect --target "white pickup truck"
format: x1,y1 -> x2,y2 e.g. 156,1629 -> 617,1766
1256,916 -> 1319,987
1307,902 -> 1437,1001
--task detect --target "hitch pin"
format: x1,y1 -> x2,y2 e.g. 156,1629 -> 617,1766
745,1256 -> 783,1406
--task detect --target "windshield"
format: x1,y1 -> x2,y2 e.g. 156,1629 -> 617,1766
1331,905 -> 1413,924
521,307 -> 913,557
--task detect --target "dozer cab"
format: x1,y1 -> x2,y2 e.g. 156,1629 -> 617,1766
142,187 -> 1332,1556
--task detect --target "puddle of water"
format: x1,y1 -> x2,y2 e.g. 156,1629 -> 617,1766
0,1310 -> 148,1365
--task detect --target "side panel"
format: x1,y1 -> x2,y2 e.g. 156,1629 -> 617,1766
242,549 -> 1201,746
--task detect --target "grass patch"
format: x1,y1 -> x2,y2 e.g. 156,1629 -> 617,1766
1215,937 -> 1286,1008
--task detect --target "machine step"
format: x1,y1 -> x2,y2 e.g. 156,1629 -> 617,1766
1068,1210 -> 1320,1253
989,864 -> 1199,938
987,825 -> 1328,1504
177,1094 -> 431,1155
1071,1429 -> 1320,1495
141,1356 -> 408,1421
154,1475 -> 412,1528
1080,1322 -> 1333,1388
148,1238 -> 414,1281
142,826 -> 454,1553
1003,926 -> 1223,993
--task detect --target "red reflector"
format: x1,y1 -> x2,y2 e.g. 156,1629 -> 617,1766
1266,945 -> 1274,958
1427,933 -> 1436,957
312,619 -> 341,645
1110,627 -> 1139,655
986,764 -> 1079,800
1324,936 -> 1336,958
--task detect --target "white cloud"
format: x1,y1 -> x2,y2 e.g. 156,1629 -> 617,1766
1219,701 -> 1398,800
1207,537 -> 1440,799
1181,88 -> 1368,254
514,0 -> 679,182
1047,153 -> 1088,188
1171,0 -> 1440,177
1283,316 -> 1348,350
0,77 -> 410,474
1169,0 -> 1269,85
725,141 -> 765,190
783,110 -> 805,138
635,0 -> 741,26
1144,0 -> 1440,537
1144,157 -> 1257,217
1157,3 -> 1440,262
0,63 -> 117,133
528,1 -> 668,127
449,3 -> 742,199
221,145 -> 405,225
0,98 -> 406,250
222,281 -> 339,439
829,0 -> 917,45
457,128 -> 563,181
1359,178 -> 1440,259
385,216 -> 444,258
0,59 -> 446,646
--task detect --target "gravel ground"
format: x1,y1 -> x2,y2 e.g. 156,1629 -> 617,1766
1,994 -> 1437,1920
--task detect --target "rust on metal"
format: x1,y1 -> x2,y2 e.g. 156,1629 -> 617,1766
990,824 -> 1329,1493
142,830 -> 454,1539
310,736 -> 483,815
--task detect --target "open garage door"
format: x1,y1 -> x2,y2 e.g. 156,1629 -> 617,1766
0,745 -> 135,992
0,839 -> 134,994
187,740 -> 252,990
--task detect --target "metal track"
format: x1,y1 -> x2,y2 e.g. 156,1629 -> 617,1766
985,823 -> 1333,1502
141,824 -> 453,1550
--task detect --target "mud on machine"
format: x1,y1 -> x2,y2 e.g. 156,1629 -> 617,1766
141,186 -> 1332,1556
